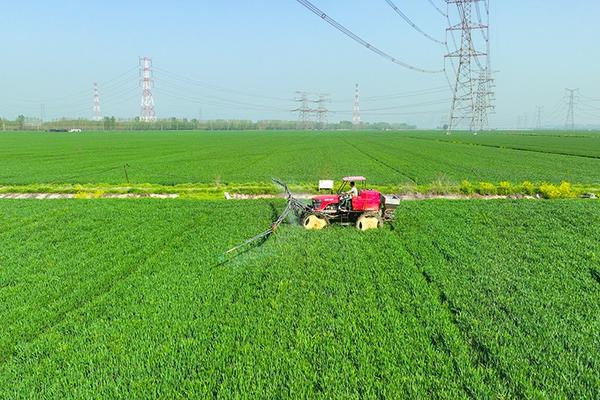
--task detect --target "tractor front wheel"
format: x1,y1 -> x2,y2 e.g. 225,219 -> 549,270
356,213 -> 383,231
301,213 -> 329,230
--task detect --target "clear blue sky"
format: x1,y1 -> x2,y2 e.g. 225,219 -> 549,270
1,0 -> 599,128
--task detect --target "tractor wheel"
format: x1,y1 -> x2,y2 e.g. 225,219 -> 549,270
301,213 -> 329,230
356,213 -> 383,231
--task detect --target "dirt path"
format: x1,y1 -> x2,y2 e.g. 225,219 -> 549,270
0,192 -> 578,201
0,193 -> 178,199
225,192 -> 537,201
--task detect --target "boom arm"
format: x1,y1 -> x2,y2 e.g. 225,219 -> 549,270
225,179 -> 309,255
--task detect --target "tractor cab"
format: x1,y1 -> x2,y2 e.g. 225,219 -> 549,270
337,176 -> 381,212
336,175 -> 367,195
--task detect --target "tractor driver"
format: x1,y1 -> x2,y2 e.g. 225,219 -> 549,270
347,181 -> 358,197
341,181 -> 358,210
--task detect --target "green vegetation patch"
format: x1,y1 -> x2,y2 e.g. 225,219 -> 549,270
0,199 -> 598,398
0,130 -> 599,187
1,180 -> 598,198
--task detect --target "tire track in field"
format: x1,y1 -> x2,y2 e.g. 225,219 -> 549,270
0,204 -> 73,244
397,239 -> 525,398
0,218 -> 197,366
405,135 -> 600,160
591,269 -> 600,285
366,137 -> 486,183
342,139 -> 419,184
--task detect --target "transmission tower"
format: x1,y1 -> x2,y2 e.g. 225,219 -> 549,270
565,88 -> 578,130
535,106 -> 543,130
472,69 -> 494,132
139,56 -> 156,122
314,93 -> 330,129
352,83 -> 361,127
292,91 -> 313,129
93,82 -> 102,121
446,0 -> 491,134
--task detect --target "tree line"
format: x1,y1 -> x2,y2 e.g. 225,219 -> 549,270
0,115 -> 415,131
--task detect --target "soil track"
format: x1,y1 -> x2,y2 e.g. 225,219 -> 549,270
0,193 -> 178,199
0,192 -> 536,200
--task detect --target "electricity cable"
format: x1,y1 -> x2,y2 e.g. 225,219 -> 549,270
425,0 -> 447,17
295,0 -> 443,73
384,0 -> 445,45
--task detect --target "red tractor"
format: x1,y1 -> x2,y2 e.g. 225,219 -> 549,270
301,176 -> 388,230
225,177 -> 395,254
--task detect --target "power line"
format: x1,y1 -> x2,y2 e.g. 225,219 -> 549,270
333,108 -> 449,116
330,86 -> 449,103
330,98 -> 450,114
580,94 -> 600,102
295,0 -> 443,73
576,109 -> 600,120
360,98 -> 451,112
154,74 -> 288,108
154,79 -> 290,112
5,67 -> 139,105
96,67 -> 139,92
384,0 -> 445,45
153,67 -> 290,102
362,86 -> 449,101
426,0 -> 448,17
154,87 -> 290,113
10,84 -> 139,119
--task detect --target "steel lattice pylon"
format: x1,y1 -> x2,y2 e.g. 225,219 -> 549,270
92,82 -> 101,122
352,83 -> 361,127
472,69 -> 494,132
565,88 -> 578,130
292,91 -> 312,129
292,92 -> 330,130
139,56 -> 156,122
446,0 -> 492,134
314,93 -> 330,130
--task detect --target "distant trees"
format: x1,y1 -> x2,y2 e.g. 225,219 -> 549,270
338,120 -> 354,130
16,115 -> 25,130
103,116 -> 116,130
0,116 -> 417,132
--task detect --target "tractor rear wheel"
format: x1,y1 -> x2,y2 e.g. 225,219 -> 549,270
302,213 -> 329,230
356,213 -> 383,231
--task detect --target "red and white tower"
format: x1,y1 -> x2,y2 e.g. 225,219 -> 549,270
93,82 -> 101,121
139,56 -> 156,121
352,83 -> 361,126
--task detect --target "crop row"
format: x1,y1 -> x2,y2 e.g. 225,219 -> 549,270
0,199 -> 598,398
422,131 -> 600,158
395,200 -> 600,398
0,130 -> 598,186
